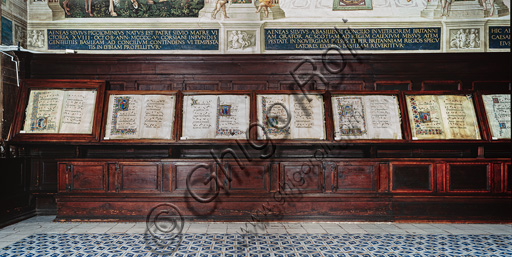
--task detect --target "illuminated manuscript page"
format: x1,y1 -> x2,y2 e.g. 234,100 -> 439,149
291,94 -> 325,139
23,90 -> 65,133
333,95 -> 401,140
438,95 -> 480,140
59,90 -> 97,134
406,95 -> 444,140
214,95 -> 250,139
482,94 -> 511,139
105,95 -> 142,139
140,95 -> 175,139
257,95 -> 291,139
182,95 -> 217,139
332,96 -> 367,139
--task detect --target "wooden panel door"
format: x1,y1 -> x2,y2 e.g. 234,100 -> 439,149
218,161 -> 271,194
390,162 -> 434,193
172,162 -> 216,195
59,162 -> 108,193
333,162 -> 379,193
280,162 -> 323,194
446,162 -> 491,193
115,162 -> 162,193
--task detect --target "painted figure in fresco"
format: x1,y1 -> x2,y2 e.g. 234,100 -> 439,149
481,0 -> 496,17
441,0 -> 452,17
109,0 -> 140,16
256,0 -> 274,18
147,0 -> 170,3
211,0 -> 229,19
63,0 -> 94,16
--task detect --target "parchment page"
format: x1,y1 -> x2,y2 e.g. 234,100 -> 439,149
365,95 -> 402,139
23,90 -> 65,133
59,90 -> 97,134
406,95 -> 445,140
257,95 -> 291,139
482,94 -> 511,139
215,95 -> 250,139
291,94 -> 325,139
438,95 -> 481,140
105,95 -> 142,139
182,95 -> 217,139
140,95 -> 175,139
332,96 -> 367,139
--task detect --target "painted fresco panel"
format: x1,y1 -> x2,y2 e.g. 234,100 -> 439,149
60,0 -> 204,18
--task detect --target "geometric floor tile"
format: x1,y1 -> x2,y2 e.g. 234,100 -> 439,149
1,233 -> 511,256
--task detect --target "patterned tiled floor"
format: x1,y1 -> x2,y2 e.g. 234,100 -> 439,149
2,233 -> 512,256
0,216 -> 511,256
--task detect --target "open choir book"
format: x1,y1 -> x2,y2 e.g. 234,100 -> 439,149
104,94 -> 176,140
257,94 -> 326,140
331,95 -> 402,140
482,94 -> 510,140
22,89 -> 97,134
406,94 -> 481,140
181,95 -> 250,139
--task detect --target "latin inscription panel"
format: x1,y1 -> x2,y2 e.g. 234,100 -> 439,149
489,26 -> 510,49
265,28 -> 441,51
47,29 -> 219,51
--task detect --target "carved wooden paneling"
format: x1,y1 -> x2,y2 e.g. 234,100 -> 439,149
280,162 -> 323,193
11,52 -> 511,222
391,163 -> 433,192
59,162 -> 108,193
334,162 -> 378,192
135,81 -> 173,91
231,81 -> 269,90
328,81 -> 365,91
472,81 -> 511,91
421,80 -> 462,91
447,163 -> 490,192
31,159 -> 58,191
184,82 -> 220,90
173,162 -> 215,192
220,162 -> 270,194
506,163 -> 511,192
279,81 -> 316,90
375,81 -> 412,91
117,162 -> 161,193
108,81 -> 127,90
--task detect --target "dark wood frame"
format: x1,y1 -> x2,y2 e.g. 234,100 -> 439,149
329,90 -> 406,143
421,80 -> 462,91
374,81 -> 412,91
389,161 -> 435,193
444,162 -> 492,193
471,81 -> 511,91
401,91 -> 486,142
8,79 -> 106,143
100,90 -> 179,144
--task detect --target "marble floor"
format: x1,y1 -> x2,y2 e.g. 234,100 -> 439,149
1,216 -> 511,256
